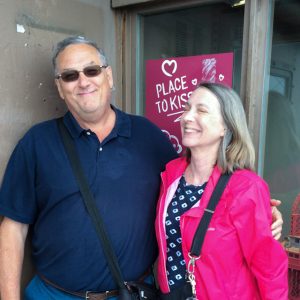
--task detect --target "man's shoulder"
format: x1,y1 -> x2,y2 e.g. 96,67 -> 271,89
114,108 -> 178,160
122,110 -> 155,127
19,117 -> 59,146
29,117 -> 57,130
117,109 -> 164,136
128,113 -> 164,134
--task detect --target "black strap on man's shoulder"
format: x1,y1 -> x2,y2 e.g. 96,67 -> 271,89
56,117 -> 126,289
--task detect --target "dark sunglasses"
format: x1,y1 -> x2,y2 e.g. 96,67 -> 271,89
55,65 -> 108,82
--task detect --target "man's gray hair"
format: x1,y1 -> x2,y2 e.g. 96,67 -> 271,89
52,36 -> 108,74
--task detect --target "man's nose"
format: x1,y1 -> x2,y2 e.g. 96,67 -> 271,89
77,72 -> 90,86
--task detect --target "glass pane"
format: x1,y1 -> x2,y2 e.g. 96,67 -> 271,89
264,0 -> 300,237
264,2 -> 300,297
140,2 -> 244,114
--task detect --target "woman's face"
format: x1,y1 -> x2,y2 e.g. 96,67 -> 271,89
180,87 -> 226,152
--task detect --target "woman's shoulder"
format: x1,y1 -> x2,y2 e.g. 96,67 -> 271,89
228,169 -> 269,200
231,169 -> 267,186
165,156 -> 187,170
161,157 -> 188,182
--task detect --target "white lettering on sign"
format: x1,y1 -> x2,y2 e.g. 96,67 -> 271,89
155,76 -> 188,98
155,91 -> 192,114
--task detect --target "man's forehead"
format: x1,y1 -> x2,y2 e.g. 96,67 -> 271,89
59,43 -> 99,55
56,44 -> 102,66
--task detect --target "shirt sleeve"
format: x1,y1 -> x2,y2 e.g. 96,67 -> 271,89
0,140 -> 38,224
146,119 -> 179,169
228,176 -> 288,300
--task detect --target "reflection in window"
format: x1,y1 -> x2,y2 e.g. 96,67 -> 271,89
264,0 -> 300,239
264,1 -> 300,298
141,3 -> 244,113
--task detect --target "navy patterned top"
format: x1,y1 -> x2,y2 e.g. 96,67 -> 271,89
165,175 -> 206,290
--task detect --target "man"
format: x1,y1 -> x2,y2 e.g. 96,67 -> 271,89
0,36 -> 178,299
0,36 -> 282,299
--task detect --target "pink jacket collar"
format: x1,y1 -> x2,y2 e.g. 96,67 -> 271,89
162,157 -> 224,217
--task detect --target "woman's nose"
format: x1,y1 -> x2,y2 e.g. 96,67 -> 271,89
182,109 -> 195,122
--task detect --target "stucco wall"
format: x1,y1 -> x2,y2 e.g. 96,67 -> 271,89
0,0 -> 117,291
0,0 -> 117,179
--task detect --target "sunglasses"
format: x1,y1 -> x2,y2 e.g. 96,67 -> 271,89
55,65 -> 108,82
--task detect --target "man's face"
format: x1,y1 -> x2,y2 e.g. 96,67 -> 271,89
55,43 -> 113,124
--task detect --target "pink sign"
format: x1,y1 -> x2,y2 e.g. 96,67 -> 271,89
145,53 -> 233,154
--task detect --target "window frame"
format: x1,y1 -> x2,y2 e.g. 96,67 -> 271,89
113,0 -> 274,172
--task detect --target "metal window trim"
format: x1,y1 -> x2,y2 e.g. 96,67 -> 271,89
240,0 -> 274,173
112,0 -> 156,9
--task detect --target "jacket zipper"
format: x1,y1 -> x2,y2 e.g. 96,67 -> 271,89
157,172 -> 170,292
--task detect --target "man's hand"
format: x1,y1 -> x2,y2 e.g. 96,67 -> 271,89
270,199 -> 283,240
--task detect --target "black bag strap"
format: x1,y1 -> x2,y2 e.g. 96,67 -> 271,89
57,116 -> 231,286
189,173 -> 232,257
56,118 -> 126,290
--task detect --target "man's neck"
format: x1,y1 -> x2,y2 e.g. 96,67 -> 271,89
74,106 -> 116,142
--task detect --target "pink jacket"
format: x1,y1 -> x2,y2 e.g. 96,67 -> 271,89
155,157 -> 288,300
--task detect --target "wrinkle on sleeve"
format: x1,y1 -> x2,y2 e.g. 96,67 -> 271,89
0,141 -> 37,224
229,177 -> 288,300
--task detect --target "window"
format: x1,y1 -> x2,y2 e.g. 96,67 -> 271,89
140,2 -> 244,114
264,0 -> 300,238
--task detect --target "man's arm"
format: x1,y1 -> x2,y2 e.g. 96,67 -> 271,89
0,217 -> 29,300
270,199 -> 283,240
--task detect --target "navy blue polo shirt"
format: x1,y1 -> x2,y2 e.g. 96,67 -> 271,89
0,107 -> 178,292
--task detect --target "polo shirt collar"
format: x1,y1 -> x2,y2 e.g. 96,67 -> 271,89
63,105 -> 131,139
113,106 -> 131,138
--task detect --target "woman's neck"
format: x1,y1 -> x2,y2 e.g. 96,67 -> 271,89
185,149 -> 217,186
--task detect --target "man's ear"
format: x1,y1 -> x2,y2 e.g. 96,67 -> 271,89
105,66 -> 114,89
55,79 -> 64,100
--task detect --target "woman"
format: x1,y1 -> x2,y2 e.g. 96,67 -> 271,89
155,83 -> 288,299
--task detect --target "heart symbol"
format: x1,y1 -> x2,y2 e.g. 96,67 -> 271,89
161,60 -> 177,77
191,79 -> 197,85
219,74 -> 225,81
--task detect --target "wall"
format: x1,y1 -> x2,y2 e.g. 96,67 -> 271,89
0,0 -> 117,291
0,0 -> 117,179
